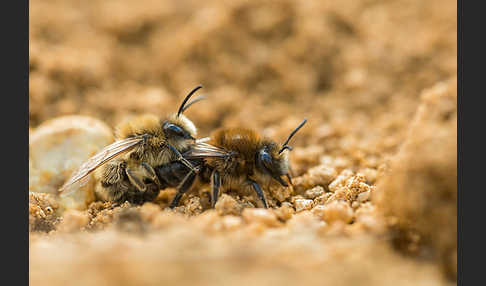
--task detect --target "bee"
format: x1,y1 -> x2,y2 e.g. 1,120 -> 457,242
59,85 -> 206,204
168,119 -> 307,208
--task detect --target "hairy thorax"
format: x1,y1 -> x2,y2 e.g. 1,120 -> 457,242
207,128 -> 268,188
114,113 -> 193,167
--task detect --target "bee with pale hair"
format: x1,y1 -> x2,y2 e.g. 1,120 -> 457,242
59,85 -> 207,204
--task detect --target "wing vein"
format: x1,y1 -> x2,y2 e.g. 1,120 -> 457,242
183,142 -> 232,159
59,136 -> 144,194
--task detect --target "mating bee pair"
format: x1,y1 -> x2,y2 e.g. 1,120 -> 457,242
59,85 -> 307,208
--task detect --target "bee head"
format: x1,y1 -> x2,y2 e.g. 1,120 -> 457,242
256,142 -> 290,186
164,85 -> 204,147
256,119 -> 307,186
163,115 -> 196,141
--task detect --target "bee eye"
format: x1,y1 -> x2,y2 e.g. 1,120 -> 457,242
258,149 -> 274,171
164,123 -> 185,138
258,148 -> 289,187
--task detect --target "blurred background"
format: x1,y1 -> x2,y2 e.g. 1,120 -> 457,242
30,0 -> 455,144
29,0 -> 457,285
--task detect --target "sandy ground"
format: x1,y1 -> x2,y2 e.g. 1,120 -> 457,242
29,0 -> 457,285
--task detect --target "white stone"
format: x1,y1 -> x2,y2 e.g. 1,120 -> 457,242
29,115 -> 113,210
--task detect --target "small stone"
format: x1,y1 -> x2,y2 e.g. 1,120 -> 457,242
325,172 -> 374,204
268,183 -> 293,203
287,210 -> 326,233
359,168 -> 378,183
328,169 -> 354,193
29,192 -> 60,232
242,208 -> 281,227
184,196 -> 203,215
355,214 -> 385,233
221,215 -> 243,231
355,202 -> 376,217
30,115 -> 113,210
313,192 -> 332,205
293,165 -> 337,193
215,194 -> 243,216
290,195 -> 305,204
314,200 -> 353,224
311,205 -> 326,219
273,202 -> 295,222
304,185 -> 325,199
357,190 -> 371,202
294,199 -> 314,212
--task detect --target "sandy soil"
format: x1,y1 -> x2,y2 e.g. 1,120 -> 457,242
29,0 -> 457,285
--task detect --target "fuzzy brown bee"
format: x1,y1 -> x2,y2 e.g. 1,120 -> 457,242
59,85 -> 206,204
168,119 -> 307,208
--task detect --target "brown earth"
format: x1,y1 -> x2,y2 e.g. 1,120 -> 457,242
29,0 -> 457,285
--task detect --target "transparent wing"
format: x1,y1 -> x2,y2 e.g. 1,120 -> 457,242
58,173 -> 93,198
59,136 -> 144,194
183,142 -> 234,159
195,137 -> 210,143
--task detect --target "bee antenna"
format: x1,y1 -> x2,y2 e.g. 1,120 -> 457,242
278,119 -> 307,154
181,95 -> 207,113
177,85 -> 203,117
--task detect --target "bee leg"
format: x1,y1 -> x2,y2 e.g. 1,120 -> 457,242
140,162 -> 161,187
211,171 -> 221,208
142,183 -> 161,202
166,144 -> 195,171
125,190 -> 144,205
247,179 -> 268,208
126,168 -> 147,192
286,174 -> 293,186
169,170 -> 198,209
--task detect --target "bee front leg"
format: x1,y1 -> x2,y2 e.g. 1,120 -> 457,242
169,169 -> 198,209
286,173 -> 293,186
211,171 -> 221,208
142,182 -> 161,202
247,179 -> 268,208
166,144 -> 195,172
126,168 -> 147,192
140,162 -> 161,187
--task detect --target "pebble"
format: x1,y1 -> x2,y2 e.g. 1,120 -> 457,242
357,190 -> 371,202
294,199 -> 314,212
221,215 -> 243,231
312,200 -> 353,224
273,202 -> 295,222
242,208 -> 281,227
29,192 -> 60,232
29,115 -> 113,210
328,169 -> 354,193
287,211 -> 326,233
215,194 -> 243,216
304,185 -> 325,199
293,165 -> 337,193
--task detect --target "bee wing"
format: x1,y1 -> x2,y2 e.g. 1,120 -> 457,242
59,173 -> 93,198
195,137 -> 210,143
58,136 -> 144,194
184,142 -> 234,159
